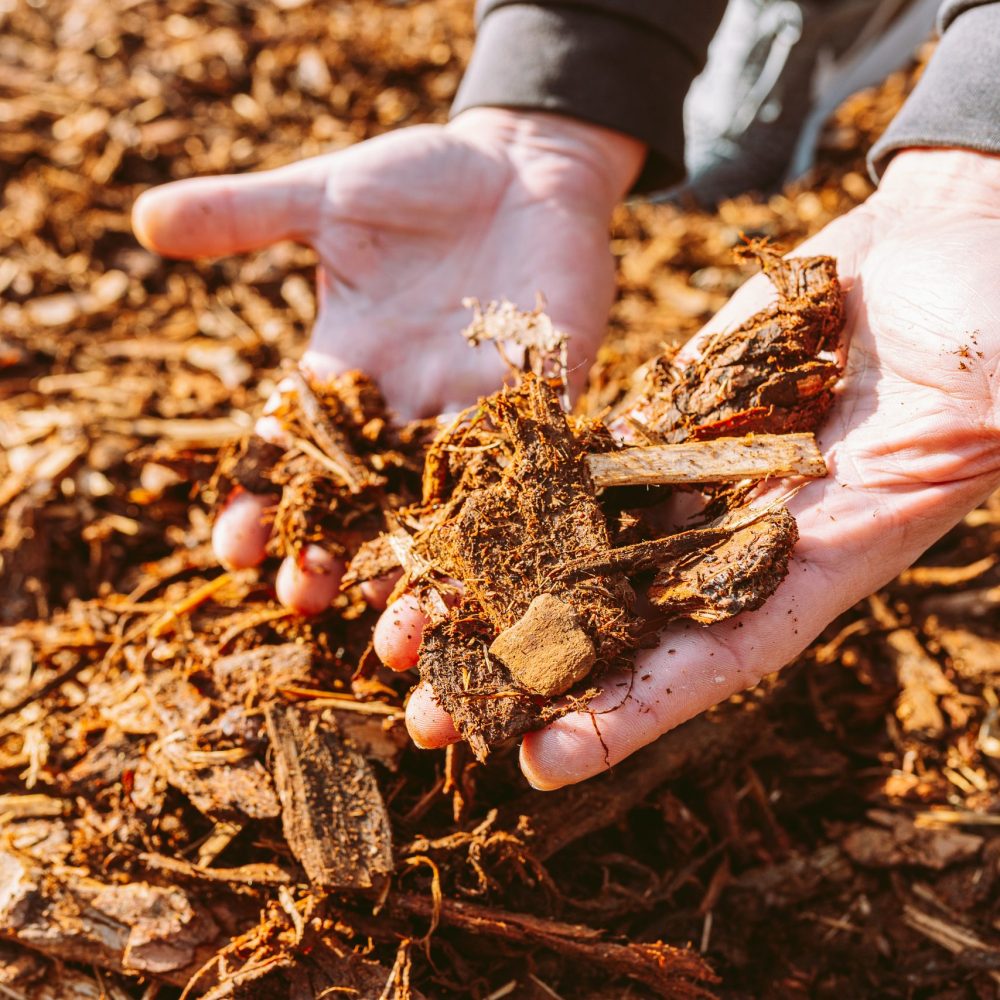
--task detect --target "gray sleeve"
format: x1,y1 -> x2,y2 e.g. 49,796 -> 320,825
451,1 -> 728,192
868,1 -> 1000,177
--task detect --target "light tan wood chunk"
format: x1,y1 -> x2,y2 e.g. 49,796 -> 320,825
587,433 -> 826,488
489,593 -> 596,697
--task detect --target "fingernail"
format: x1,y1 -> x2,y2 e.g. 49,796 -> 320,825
299,544 -> 338,576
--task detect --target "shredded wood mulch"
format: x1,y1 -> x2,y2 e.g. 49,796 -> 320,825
2,1 -> 1000,997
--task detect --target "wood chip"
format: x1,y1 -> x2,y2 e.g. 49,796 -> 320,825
587,433 -> 826,487
264,703 -> 392,890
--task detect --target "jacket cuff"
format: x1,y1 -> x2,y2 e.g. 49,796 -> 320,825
868,5 -> 1000,179
451,2 -> 725,192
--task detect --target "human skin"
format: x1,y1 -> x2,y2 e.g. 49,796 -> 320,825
133,127 -> 1000,789
387,147 -> 1000,787
132,108 -> 645,613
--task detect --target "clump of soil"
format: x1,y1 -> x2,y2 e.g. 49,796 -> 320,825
270,246 -> 846,759
404,245 -> 844,756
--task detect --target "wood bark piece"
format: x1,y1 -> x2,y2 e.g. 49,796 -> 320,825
586,433 -> 826,488
390,894 -> 719,998
632,246 -> 845,442
418,611 -> 571,761
0,850 -> 231,986
841,809 -> 983,870
264,703 -> 393,890
420,375 -> 635,649
147,738 -> 281,821
0,942 -> 128,1000
211,643 -> 314,706
647,505 -> 799,623
887,627 -> 956,736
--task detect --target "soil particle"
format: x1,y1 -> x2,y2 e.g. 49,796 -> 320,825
489,592 -> 597,697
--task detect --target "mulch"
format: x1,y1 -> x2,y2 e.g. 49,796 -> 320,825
2,1 -> 999,996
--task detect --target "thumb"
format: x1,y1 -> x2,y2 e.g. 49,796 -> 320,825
132,158 -> 329,259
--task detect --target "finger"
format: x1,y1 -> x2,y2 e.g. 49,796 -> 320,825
212,489 -> 275,569
373,594 -> 428,672
405,681 -> 461,749
275,544 -> 345,615
132,158 -> 328,259
211,398 -> 294,569
360,571 -> 403,611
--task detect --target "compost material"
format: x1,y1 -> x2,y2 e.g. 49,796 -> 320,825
393,245 -> 844,758
3,2 -> 1000,997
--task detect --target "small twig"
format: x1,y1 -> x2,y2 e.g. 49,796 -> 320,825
586,433 -> 826,487
148,573 -> 233,639
288,369 -> 372,492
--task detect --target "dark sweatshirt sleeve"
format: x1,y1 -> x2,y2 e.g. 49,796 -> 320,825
868,1 -> 1000,177
451,1 -> 728,192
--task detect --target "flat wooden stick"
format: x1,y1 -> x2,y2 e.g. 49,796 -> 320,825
586,432 -> 826,488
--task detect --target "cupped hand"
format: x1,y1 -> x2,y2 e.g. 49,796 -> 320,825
388,148 -> 1000,785
132,109 -> 644,614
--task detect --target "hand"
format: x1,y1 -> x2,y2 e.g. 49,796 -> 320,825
132,109 -> 645,613
382,148 -> 1000,784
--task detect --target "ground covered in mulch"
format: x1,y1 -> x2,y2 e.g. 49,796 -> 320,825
2,0 -> 999,996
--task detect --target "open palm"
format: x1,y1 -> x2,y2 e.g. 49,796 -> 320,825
133,109 -> 642,610
134,109 -> 636,416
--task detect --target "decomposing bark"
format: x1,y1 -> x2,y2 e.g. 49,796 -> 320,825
404,246 -> 846,757
630,245 -> 844,442
147,738 -> 281,821
646,505 -> 799,623
412,374 -> 639,757
0,850 -> 232,986
264,703 -> 393,890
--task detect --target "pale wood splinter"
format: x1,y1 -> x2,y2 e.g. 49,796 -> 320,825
586,432 -> 826,488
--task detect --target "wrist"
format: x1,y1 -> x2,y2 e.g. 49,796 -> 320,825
448,107 -> 646,213
877,148 -> 1000,214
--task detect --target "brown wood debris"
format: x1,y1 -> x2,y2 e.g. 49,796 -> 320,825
215,369 -> 426,563
0,849 -> 227,985
410,373 -> 640,757
403,247 -> 846,756
587,432 -> 826,487
7,6 -> 1000,994
629,244 -> 844,442
264,703 -> 393,890
390,893 -> 720,998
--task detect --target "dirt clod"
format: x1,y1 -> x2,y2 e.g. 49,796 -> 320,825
489,592 -> 598,696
